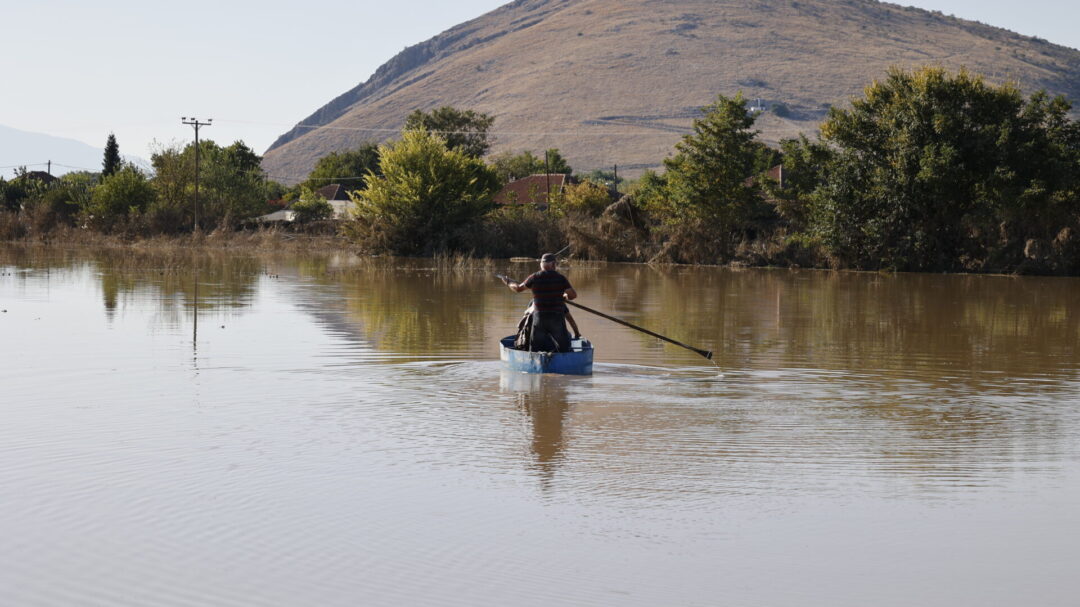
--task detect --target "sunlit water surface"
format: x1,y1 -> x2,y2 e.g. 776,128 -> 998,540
2,245 -> 1079,606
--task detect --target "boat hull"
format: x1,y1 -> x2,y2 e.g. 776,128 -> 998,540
499,336 -> 594,375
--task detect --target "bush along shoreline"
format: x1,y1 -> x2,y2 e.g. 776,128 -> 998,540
4,67 -> 1079,275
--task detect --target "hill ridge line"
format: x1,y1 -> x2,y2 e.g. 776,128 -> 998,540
262,0 -> 1080,183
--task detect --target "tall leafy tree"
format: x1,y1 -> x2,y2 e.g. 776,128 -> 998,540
765,134 -> 832,230
541,149 -> 572,175
200,141 -> 267,222
550,180 -> 613,217
291,187 -> 334,223
645,94 -> 771,259
488,148 -> 572,183
150,139 -> 271,229
102,133 -> 121,177
37,171 -> 99,221
404,106 -> 495,158
811,66 -> 1080,271
1,169 -> 51,212
351,129 -> 500,254
90,165 -> 154,218
488,150 -> 543,183
301,143 -> 380,193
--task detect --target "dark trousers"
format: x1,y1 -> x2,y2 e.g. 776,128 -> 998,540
530,310 -> 571,352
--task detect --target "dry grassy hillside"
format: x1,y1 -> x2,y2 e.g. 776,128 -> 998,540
262,0 -> 1080,183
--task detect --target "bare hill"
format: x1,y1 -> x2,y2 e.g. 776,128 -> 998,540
262,0 -> 1080,183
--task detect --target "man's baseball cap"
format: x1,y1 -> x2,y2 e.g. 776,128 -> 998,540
540,253 -> 557,262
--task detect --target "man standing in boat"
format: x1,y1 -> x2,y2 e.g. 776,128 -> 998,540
502,253 -> 578,352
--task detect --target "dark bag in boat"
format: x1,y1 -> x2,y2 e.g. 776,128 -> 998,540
514,311 -> 532,349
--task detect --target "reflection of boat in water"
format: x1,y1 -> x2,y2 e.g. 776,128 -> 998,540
499,336 -> 594,375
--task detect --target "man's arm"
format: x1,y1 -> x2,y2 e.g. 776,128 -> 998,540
564,286 -> 577,300
500,274 -> 529,293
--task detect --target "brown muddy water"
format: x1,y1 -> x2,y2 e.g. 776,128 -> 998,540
2,244 -> 1079,606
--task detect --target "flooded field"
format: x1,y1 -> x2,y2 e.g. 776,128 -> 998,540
2,244 -> 1079,606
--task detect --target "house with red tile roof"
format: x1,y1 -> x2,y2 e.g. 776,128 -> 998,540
494,174 -> 575,209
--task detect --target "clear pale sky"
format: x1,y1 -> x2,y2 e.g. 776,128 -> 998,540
2,0 -> 1077,167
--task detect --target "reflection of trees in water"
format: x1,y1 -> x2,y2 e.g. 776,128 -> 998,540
331,265 -> 495,355
6,244 -> 1077,482
564,264 -> 1080,478
94,250 -> 260,325
1,245 -> 261,321
588,266 -> 1080,386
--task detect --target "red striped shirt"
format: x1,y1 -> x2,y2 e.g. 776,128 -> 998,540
522,270 -> 573,311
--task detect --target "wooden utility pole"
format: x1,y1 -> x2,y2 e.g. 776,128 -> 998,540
545,151 -> 551,207
181,117 -> 212,232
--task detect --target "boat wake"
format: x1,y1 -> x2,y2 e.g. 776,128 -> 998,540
593,362 -> 724,382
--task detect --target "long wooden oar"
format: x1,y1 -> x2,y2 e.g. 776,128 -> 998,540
565,300 -> 713,360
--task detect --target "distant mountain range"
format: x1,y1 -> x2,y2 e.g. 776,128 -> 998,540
0,124 -> 147,178
262,0 -> 1080,183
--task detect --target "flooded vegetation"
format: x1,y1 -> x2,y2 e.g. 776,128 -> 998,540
3,244 -> 1079,606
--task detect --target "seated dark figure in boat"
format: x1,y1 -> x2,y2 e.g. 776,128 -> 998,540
514,302 -> 580,351
501,253 -> 578,352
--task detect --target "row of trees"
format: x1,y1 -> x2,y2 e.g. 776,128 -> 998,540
1,135 -> 285,234
341,68 -> 1080,273
777,67 -> 1080,272
0,105 -> 581,240
4,66 -> 1079,273
299,106 -> 590,253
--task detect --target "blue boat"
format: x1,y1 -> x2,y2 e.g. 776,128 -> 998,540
499,335 -> 594,375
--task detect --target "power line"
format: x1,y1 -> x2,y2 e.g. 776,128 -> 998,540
53,163 -> 98,171
265,174 -> 367,181
2,162 -> 101,172
214,117 -> 688,138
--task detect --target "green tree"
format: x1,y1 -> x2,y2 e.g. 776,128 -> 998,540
811,66 -> 1080,271
1,177 -> 27,212
579,168 -> 624,190
29,171 -> 99,222
30,186 -> 79,225
149,143 -> 195,230
301,143 -> 380,193
200,141 -> 267,223
550,180 -> 613,217
541,148 -> 572,175
404,106 -> 495,158
488,150 -> 544,183
102,133 -> 121,178
628,170 -> 668,211
150,140 -> 271,229
645,94 -> 771,258
292,187 -> 334,223
765,135 -> 832,230
351,129 -> 500,254
90,165 -> 154,218
487,148 -> 571,183
1,170 -> 49,212
60,171 -> 100,207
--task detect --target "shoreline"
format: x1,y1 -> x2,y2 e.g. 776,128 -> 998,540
0,230 -> 1041,280
0,230 -> 1047,280
0,225 -> 354,254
